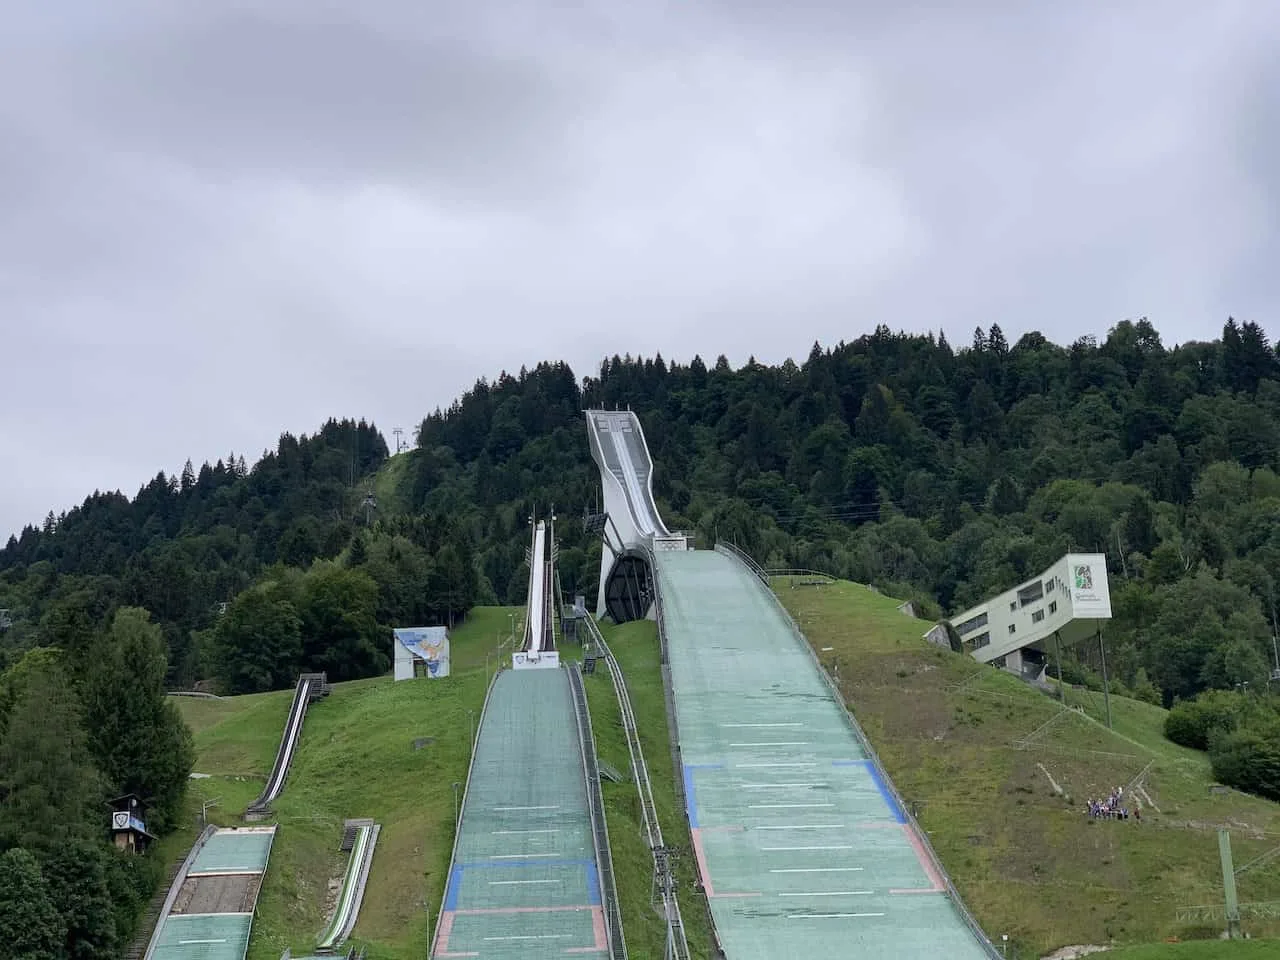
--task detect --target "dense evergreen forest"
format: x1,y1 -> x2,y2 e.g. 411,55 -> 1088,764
3,319 -> 1280,933
7,320 -> 1280,707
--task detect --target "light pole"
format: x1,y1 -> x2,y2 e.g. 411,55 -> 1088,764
452,782 -> 461,828
201,797 -> 221,826
468,709 -> 476,748
1097,630 -> 1113,730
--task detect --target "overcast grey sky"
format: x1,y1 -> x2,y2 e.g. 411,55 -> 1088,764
2,1 -> 1278,540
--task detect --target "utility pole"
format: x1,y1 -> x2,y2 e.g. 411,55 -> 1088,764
392,426 -> 405,454
1097,630 -> 1113,729
1054,631 -> 1066,704
1220,829 -> 1242,939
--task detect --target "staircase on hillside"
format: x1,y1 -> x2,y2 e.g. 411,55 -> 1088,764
124,854 -> 187,960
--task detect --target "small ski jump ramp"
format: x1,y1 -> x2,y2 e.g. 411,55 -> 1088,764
246,673 -> 328,816
145,826 -> 277,960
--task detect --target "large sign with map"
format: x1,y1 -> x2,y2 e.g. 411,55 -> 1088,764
394,627 -> 450,680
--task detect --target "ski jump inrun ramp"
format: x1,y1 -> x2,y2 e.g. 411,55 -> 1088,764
585,409 -> 998,960
246,672 -> 328,816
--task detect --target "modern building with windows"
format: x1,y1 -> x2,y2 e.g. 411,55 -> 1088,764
946,552 -> 1113,682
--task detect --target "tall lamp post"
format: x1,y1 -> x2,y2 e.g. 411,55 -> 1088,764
452,782 -> 461,829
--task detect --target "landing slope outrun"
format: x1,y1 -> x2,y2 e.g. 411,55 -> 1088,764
656,549 -> 992,960
433,669 -> 609,959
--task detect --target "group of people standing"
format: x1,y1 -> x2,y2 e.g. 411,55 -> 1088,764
1087,785 -> 1140,821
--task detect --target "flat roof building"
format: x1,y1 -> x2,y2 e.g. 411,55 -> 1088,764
944,552 -> 1112,683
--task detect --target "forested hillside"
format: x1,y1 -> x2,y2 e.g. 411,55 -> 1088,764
413,321 -> 1280,712
0,418 -> 479,691
6,319 -> 1280,711
4,318 -> 1280,950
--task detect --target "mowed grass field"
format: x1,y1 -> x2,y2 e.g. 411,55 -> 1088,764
772,577 -> 1280,959
582,618 -> 716,959
174,606 -> 522,960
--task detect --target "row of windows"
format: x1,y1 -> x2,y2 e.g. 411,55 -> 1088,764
1005,600 -> 1061,636
956,612 -> 988,635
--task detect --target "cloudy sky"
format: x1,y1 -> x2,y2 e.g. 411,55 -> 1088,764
2,1 -> 1278,539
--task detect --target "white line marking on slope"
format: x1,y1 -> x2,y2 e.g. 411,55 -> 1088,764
778,891 -> 873,897
786,912 -> 884,918
736,762 -> 817,768
489,853 -> 560,859
493,805 -> 561,811
730,742 -> 810,747
760,845 -> 854,851
750,803 -> 835,809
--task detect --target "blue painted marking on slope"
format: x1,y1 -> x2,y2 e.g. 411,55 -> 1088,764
586,861 -> 602,905
682,763 -> 724,829
849,759 -> 906,823
444,864 -> 464,910
683,766 -> 699,827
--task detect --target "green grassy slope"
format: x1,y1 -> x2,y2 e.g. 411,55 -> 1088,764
582,618 -> 715,959
1103,942 -> 1280,959
773,577 -> 1280,958
373,451 -> 415,518
176,606 -> 522,960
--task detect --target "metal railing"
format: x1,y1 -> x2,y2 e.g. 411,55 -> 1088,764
764,567 -> 837,582
568,665 -> 627,960
716,542 -> 1004,959
583,613 -> 691,960
429,667 -> 502,957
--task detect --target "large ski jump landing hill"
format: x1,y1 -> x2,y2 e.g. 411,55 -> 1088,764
586,408 -> 996,959
657,548 -> 995,959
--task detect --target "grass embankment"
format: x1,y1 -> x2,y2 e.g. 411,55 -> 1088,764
175,606 -> 522,960
773,577 -> 1280,959
581,618 -> 715,959
1104,941 -> 1280,959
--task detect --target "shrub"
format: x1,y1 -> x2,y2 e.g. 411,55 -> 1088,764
1164,689 -> 1246,750
1209,721 -> 1280,802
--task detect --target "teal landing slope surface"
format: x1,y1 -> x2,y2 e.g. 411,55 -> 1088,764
656,549 -> 992,960
432,668 -> 608,959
